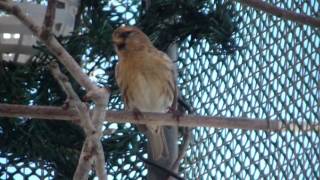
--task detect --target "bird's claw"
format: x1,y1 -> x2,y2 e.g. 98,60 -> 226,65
62,99 -> 70,109
168,107 -> 183,122
132,108 -> 143,121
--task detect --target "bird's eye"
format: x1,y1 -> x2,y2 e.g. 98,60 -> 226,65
120,31 -> 131,38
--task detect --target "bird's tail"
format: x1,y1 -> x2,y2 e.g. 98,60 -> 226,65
148,126 -> 169,160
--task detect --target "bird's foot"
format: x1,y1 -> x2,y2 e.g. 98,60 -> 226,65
62,99 -> 70,110
167,107 -> 183,122
132,108 -> 143,121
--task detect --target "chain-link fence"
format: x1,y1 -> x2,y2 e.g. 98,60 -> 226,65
0,0 -> 319,179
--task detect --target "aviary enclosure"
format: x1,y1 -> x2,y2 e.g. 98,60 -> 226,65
0,0 -> 319,179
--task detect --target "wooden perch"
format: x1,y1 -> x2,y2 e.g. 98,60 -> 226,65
234,0 -> 320,28
0,103 -> 319,133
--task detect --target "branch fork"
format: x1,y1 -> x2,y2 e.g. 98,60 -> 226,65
0,1 -> 110,179
50,62 -> 109,180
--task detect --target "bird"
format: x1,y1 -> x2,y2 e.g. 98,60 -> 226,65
112,26 -> 178,160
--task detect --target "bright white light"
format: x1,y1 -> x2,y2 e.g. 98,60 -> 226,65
13,33 -> 20,39
4,53 -> 14,57
3,33 -> 11,39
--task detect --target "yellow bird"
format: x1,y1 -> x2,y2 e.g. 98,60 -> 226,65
112,26 -> 178,160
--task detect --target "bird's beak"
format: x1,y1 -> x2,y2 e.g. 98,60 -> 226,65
112,39 -> 120,45
116,43 -> 126,51
112,40 -> 126,51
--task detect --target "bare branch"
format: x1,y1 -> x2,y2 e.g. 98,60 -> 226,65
0,1 -> 41,35
234,0 -> 320,28
41,0 -> 56,40
88,88 -> 109,180
94,142 -> 107,180
49,62 -> 96,135
172,128 -> 192,172
0,1 -> 110,179
0,0 -> 96,91
49,63 -> 108,180
1,103 -> 319,133
74,139 -> 92,180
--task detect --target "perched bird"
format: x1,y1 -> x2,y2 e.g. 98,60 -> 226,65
112,26 -> 178,160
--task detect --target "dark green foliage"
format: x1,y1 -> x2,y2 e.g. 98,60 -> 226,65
139,0 -> 240,53
0,54 -> 86,178
0,0 -> 239,179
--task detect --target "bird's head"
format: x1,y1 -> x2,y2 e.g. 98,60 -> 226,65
112,26 -> 152,55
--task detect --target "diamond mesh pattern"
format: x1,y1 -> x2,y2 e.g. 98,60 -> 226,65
1,0 -> 319,179
177,1 -> 319,179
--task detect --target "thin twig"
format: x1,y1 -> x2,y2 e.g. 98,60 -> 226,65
172,127 -> 192,172
234,0 -> 320,28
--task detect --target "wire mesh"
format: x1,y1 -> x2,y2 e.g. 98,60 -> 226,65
177,1 -> 319,179
0,0 -> 319,179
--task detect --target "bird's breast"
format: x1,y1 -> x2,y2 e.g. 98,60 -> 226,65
117,58 -> 173,113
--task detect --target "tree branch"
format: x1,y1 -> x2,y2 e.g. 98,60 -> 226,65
0,0 -> 96,91
171,127 -> 192,172
49,62 -> 95,135
49,63 -> 108,180
41,0 -> 56,40
85,88 -> 109,180
0,1 -> 41,35
0,1 -> 110,179
234,0 -> 320,28
1,103 -> 319,133
42,0 -> 109,176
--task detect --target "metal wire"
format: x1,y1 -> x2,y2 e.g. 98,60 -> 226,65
0,0 -> 319,179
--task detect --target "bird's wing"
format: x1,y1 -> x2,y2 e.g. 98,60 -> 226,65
115,62 -> 130,110
156,50 -> 179,111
